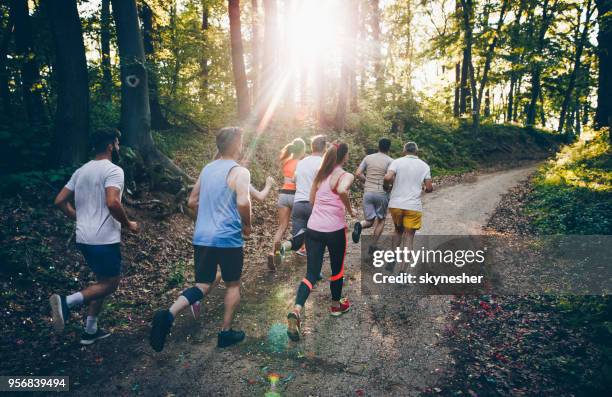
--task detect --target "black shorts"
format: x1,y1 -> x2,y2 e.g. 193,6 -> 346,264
194,245 -> 243,283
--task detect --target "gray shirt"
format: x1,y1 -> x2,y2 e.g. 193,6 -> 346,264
358,152 -> 393,193
65,159 -> 124,245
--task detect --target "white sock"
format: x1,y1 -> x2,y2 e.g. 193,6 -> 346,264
66,292 -> 84,308
85,316 -> 98,335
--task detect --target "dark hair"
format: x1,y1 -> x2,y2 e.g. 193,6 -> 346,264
279,138 -> 306,163
312,141 -> 348,190
92,128 -> 121,154
378,138 -> 391,153
216,127 -> 243,155
311,134 -> 327,153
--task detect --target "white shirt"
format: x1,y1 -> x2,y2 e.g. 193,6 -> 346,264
65,159 -> 125,244
293,154 -> 322,202
388,155 -> 431,211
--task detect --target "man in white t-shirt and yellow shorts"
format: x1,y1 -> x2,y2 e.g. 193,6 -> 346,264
384,142 -> 433,272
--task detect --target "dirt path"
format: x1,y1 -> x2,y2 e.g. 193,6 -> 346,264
78,165 -> 536,397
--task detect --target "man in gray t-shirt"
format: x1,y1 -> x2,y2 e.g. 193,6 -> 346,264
352,138 -> 393,252
49,129 -> 139,346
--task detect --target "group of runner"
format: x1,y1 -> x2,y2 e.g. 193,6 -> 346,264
49,126 -> 433,350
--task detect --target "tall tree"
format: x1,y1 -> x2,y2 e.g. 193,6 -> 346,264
110,0 -> 189,179
139,2 -> 171,130
371,0 -> 384,95
0,18 -> 12,119
261,0 -> 278,111
459,0 -> 475,119
505,0 -> 529,123
526,0 -> 558,127
595,0 -> 612,133
200,0 -> 210,100
228,0 -> 250,119
558,0 -> 595,132
44,0 -> 89,166
100,0 -> 113,103
9,0 -> 47,126
250,0 -> 259,102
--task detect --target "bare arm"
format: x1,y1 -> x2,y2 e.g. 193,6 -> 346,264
230,167 -> 252,236
249,176 -> 275,202
188,177 -> 201,211
54,187 -> 76,220
383,170 -> 396,191
336,173 -> 355,216
106,187 -> 139,232
355,161 -> 366,182
423,179 -> 433,193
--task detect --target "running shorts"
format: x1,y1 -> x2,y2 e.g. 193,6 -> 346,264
194,245 -> 244,283
389,208 -> 422,230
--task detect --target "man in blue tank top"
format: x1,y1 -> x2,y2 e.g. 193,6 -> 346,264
150,127 -> 252,351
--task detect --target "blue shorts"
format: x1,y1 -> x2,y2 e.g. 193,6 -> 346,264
77,243 -> 122,278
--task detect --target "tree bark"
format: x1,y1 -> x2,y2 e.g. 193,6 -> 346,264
595,0 -> 612,134
200,0 -> 210,100
250,0 -> 259,103
228,0 -> 250,119
454,62 -> 460,117
100,0 -> 113,103
9,0 -> 47,126
460,0 -> 477,127
139,2 -> 171,130
44,0 -> 90,166
558,0 -> 594,132
0,20 -> 13,119
371,0 -> 383,96
526,0 -> 557,127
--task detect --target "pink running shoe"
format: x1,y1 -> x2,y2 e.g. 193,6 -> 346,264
330,298 -> 350,316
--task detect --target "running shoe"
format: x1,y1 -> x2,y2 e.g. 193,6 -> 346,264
49,294 -> 69,332
330,298 -> 351,316
296,246 -> 307,257
352,222 -> 362,243
218,329 -> 245,348
150,309 -> 174,352
286,311 -> 301,341
190,301 -> 201,320
80,328 -> 111,345
273,241 -> 285,266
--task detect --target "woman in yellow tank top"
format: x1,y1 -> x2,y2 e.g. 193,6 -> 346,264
269,138 -> 305,270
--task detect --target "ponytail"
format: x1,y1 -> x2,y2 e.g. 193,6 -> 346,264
279,138 -> 306,163
312,141 -> 348,189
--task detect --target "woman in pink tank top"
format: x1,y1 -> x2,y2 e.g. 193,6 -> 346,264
287,142 -> 355,342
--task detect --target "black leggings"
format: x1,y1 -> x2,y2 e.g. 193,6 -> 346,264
295,228 -> 346,306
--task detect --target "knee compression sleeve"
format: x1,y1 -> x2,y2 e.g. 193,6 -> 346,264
181,286 -> 204,305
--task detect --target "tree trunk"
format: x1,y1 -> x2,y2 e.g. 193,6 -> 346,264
111,0 -> 190,181
595,0 -> 612,134
250,0 -> 259,103
43,0 -> 90,166
228,0 -> 250,119
507,76 -> 515,122
100,0 -> 113,103
200,0 -> 210,100
0,20 -> 13,119
460,0 -> 478,128
9,0 -> 47,126
371,0 -> 383,96
261,0 -> 278,111
526,0 -> 556,127
558,0 -> 594,132
140,2 -> 171,130
474,0 -> 509,126
484,88 -> 491,117
454,62 -> 460,117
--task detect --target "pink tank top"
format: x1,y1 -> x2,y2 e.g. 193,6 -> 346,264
307,170 -> 348,232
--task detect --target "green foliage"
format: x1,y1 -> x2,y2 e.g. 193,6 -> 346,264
166,259 -> 187,289
527,129 -> 612,234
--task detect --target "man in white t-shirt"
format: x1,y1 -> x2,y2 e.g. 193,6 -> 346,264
384,141 -> 433,271
275,135 -> 326,262
50,128 -> 139,345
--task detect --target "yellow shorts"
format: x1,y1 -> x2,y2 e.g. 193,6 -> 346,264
389,208 -> 422,230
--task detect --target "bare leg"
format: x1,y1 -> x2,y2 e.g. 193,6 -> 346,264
372,217 -> 386,247
81,276 -> 120,303
169,272 -> 220,317
272,207 -> 291,255
399,229 -> 416,272
360,219 -> 374,229
221,281 -> 241,330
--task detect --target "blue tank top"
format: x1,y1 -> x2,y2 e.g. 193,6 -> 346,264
193,159 -> 243,247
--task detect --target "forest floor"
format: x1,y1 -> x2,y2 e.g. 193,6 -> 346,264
66,165 -> 537,396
